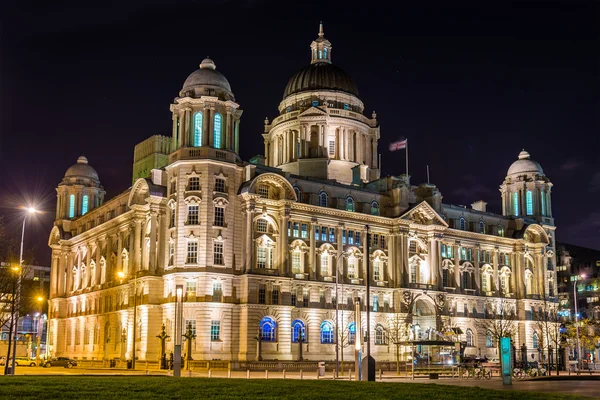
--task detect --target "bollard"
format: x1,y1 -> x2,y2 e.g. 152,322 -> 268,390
228,370 -> 231,379
283,370 -> 286,379
265,370 -> 268,379
247,369 -> 250,379
379,369 -> 383,380
145,369 -> 149,376
316,369 -> 320,380
300,369 -> 303,380
349,371 -> 352,380
189,370 -> 192,378
208,369 -> 212,378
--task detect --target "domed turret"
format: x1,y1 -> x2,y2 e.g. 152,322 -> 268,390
500,150 -> 553,223
56,156 -> 105,220
179,57 -> 234,101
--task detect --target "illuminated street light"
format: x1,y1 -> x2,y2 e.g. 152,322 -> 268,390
574,274 -> 586,371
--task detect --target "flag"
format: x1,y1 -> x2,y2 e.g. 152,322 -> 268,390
389,139 -> 407,151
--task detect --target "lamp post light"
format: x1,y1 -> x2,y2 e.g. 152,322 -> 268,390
7,206 -> 38,375
573,274 -> 585,371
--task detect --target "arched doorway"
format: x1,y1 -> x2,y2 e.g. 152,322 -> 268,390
412,297 -> 437,340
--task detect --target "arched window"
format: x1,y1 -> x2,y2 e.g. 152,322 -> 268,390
82,195 -> 89,215
345,196 -> 355,212
532,332 -> 538,349
318,191 -> 328,207
373,258 -> 383,281
320,251 -> 330,276
479,220 -> 485,233
346,256 -> 357,279
459,217 -> 467,231
540,190 -> 546,216
320,321 -> 334,344
291,319 -> 306,343
526,190 -> 533,215
371,201 -> 380,216
193,112 -> 203,146
293,185 -> 301,202
497,224 -> 504,237
213,113 -> 222,149
375,324 -> 386,345
260,317 -> 276,342
466,329 -> 474,347
513,192 -> 519,215
348,322 -> 356,344
69,194 -> 75,218
485,330 -> 494,348
323,47 -> 328,59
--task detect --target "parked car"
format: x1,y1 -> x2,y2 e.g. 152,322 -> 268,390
0,357 -> 37,367
41,357 -> 77,368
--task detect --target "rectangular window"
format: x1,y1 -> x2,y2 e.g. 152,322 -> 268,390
210,320 -> 221,341
374,260 -> 382,281
342,229 -> 347,245
291,293 -> 297,306
292,252 -> 302,273
215,178 -> 225,193
258,287 -> 266,304
329,228 -> 335,243
185,319 -> 196,337
169,242 -> 174,265
188,205 -> 199,225
213,242 -> 224,265
214,206 -> 225,227
381,235 -> 386,249
355,231 -> 361,246
373,295 -> 379,312
373,234 -> 379,249
347,257 -> 357,279
257,219 -> 268,233
188,177 -> 200,191
301,223 -> 308,239
441,244 -> 447,258
257,247 -> 267,269
258,185 -> 269,198
186,242 -> 198,264
69,194 -> 75,218
312,100 -> 319,106
82,195 -> 89,215
288,221 -> 291,237
186,281 -> 197,297
272,289 -> 279,305
329,140 -> 335,155
348,230 -> 354,245
293,222 -> 299,238
303,289 -> 309,307
212,281 -> 222,299
315,225 -> 320,241
321,226 -> 327,242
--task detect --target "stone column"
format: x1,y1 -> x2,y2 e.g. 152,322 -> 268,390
474,245 -> 481,295
453,243 -> 460,291
309,218 -> 317,280
50,254 -> 59,296
492,248 -> 499,294
66,252 -> 74,293
535,252 -> 543,296
400,231 -> 409,287
428,236 -> 438,287
280,207 -> 290,276
225,111 -> 231,150
243,204 -> 254,273
437,240 -> 443,290
264,140 -> 269,163
149,211 -> 158,274
157,210 -> 168,273
387,232 -> 395,286
208,108 -> 214,147
133,219 -> 142,274
95,239 -> 103,286
234,119 -> 240,154
336,223 -> 344,280
203,105 -> 210,147
116,232 -> 123,273
172,112 -> 179,151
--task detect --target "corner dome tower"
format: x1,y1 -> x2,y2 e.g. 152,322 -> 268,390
179,57 -> 235,101
56,156 -> 105,221
500,150 -> 553,223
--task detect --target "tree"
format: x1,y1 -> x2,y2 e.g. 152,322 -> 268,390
338,309 -> 353,375
533,297 -> 562,375
565,318 -> 600,364
387,314 -> 410,374
475,299 -> 516,353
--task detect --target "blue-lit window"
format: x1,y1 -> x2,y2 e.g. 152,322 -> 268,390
291,319 -> 306,343
321,227 -> 327,242
312,100 -> 319,107
286,106 -> 291,113
193,112 -> 203,146
498,224 -> 504,237
323,48 -> 328,59
348,230 -> 354,245
479,220 -> 485,233
342,230 -> 347,245
345,196 -> 355,212
373,295 -> 379,312
532,332 -> 538,349
526,190 -> 533,215
343,103 -> 349,110
69,194 -> 75,218
459,217 -> 466,231
82,195 -> 89,215
486,330 -> 493,348
329,228 -> 335,243
318,50 -> 323,59
540,191 -> 546,216
513,192 -> 519,215
371,201 -> 379,216
320,321 -> 334,344
213,113 -> 222,149
260,317 -> 276,342
355,231 -> 361,246
318,191 -> 328,207
348,322 -> 356,344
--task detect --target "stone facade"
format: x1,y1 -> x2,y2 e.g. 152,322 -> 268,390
48,25 -> 558,364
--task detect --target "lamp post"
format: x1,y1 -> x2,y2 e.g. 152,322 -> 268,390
173,284 -> 183,377
335,250 -> 349,379
573,274 -> 585,371
8,207 -> 38,375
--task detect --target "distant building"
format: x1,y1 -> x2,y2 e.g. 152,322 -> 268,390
557,243 -> 600,320
48,24 -> 558,365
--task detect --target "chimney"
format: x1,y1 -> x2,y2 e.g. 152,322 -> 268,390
471,200 -> 487,212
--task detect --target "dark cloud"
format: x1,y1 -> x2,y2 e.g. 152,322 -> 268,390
588,171 -> 600,192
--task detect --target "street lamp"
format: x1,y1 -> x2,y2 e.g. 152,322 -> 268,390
335,250 -> 350,379
7,206 -> 38,376
573,274 -> 585,371
118,270 -> 138,370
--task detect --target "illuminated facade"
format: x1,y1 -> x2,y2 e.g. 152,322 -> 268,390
48,25 -> 558,364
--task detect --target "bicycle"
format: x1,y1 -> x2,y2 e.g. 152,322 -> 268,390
476,367 -> 492,380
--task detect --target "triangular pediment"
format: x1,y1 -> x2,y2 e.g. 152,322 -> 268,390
400,201 -> 448,227
298,106 -> 328,117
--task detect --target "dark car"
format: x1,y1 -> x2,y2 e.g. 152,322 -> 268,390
42,357 -> 77,368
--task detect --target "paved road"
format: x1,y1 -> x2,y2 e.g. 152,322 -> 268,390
10,366 -> 600,399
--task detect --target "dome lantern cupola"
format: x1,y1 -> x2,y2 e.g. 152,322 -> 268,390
56,156 -> 105,221
311,22 -> 332,65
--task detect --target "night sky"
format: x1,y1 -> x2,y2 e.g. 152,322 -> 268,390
1,0 -> 599,265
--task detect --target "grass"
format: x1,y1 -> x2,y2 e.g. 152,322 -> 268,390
0,376 -> 593,400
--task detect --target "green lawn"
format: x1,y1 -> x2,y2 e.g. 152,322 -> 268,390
0,376 -> 592,400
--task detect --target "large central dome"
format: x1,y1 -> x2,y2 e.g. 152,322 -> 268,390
283,63 -> 359,99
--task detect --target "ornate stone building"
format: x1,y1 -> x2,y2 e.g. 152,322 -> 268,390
48,25 -> 558,364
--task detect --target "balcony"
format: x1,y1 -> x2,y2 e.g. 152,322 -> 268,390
169,147 -> 240,164
409,283 -> 436,291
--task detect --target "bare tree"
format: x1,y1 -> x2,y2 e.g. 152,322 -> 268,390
475,299 -> 516,354
387,313 -> 410,374
533,297 -> 562,375
338,309 -> 353,375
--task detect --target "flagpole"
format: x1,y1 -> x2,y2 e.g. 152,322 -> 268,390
405,139 -> 409,179
427,165 -> 430,184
